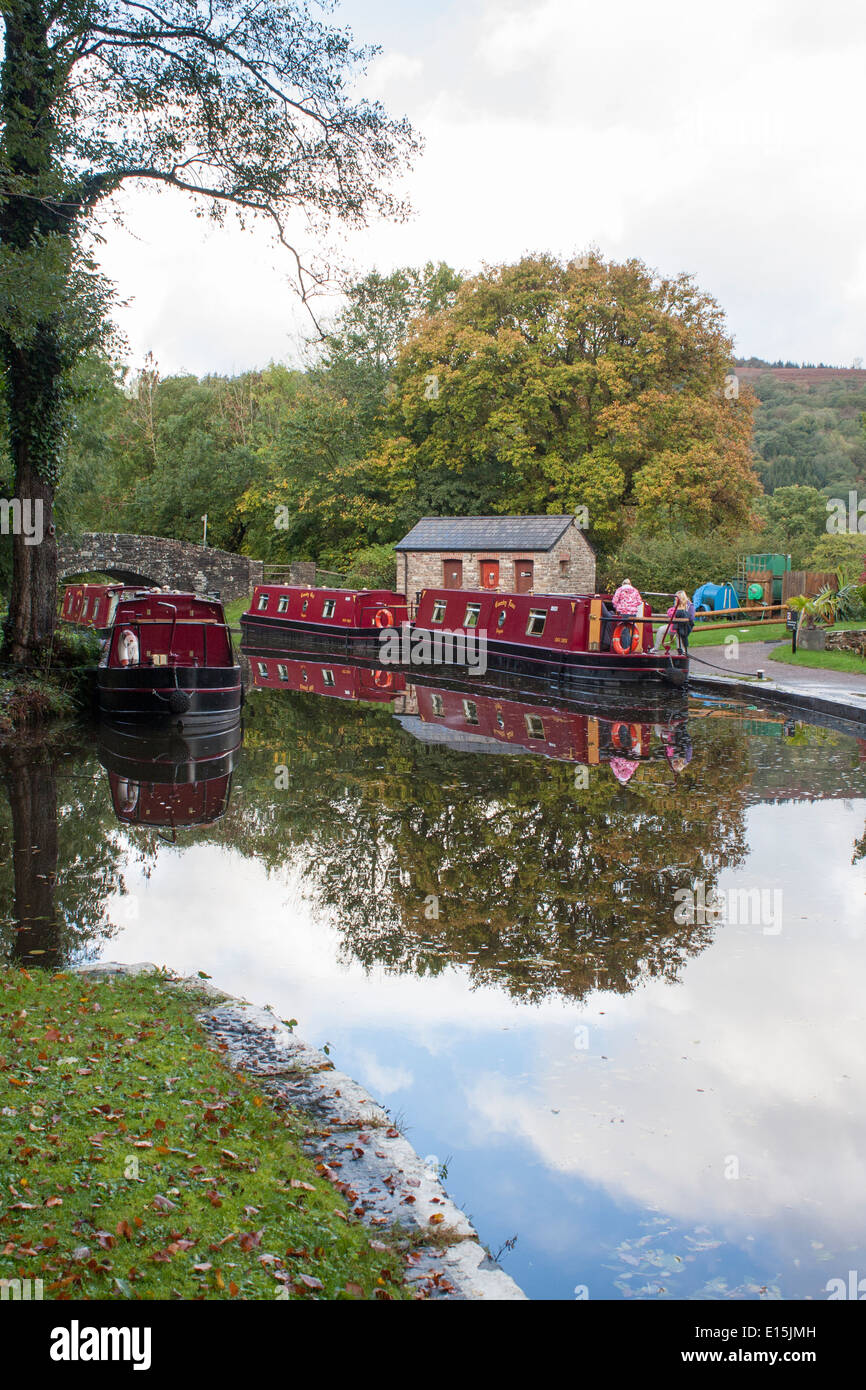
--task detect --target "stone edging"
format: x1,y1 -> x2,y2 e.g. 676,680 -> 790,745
69,961 -> 526,1302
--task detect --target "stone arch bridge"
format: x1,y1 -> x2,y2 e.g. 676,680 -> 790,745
57,533 -> 263,603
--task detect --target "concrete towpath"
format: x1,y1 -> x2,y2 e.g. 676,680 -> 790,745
688,638 -> 866,729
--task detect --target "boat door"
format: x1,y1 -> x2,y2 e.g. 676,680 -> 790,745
514,559 -> 534,593
443,558 -> 463,589
480,559 -> 499,590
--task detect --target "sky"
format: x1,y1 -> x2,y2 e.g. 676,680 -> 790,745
95,0 -> 866,376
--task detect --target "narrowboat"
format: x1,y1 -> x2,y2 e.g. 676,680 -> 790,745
246,652 -> 405,703
60,581 -> 151,634
240,584 -> 409,652
97,592 -> 243,733
398,682 -> 691,773
98,721 -> 241,831
411,588 -> 688,688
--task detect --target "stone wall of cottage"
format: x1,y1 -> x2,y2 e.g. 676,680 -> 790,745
399,520 -> 596,600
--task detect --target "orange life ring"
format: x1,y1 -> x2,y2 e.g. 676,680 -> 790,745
611,721 -> 642,755
374,608 -> 395,628
611,621 -> 640,656
373,669 -> 394,689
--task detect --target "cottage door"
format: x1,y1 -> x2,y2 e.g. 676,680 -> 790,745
514,559 -> 534,593
443,559 -> 463,589
480,560 -> 499,590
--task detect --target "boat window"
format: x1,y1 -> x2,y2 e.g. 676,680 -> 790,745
277,596 -> 290,613
463,603 -> 482,629
526,608 -> 547,636
82,597 -> 90,619
322,600 -> 336,618
323,669 -> 335,686
462,699 -> 479,725
525,714 -> 545,739
431,600 -> 447,624
301,599 -> 309,615
257,593 -> 270,611
277,664 -> 289,681
257,662 -> 269,677
497,609 -> 507,630
431,694 -> 444,716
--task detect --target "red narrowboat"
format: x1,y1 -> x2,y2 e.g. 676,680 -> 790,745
248,654 -> 405,703
411,588 -> 688,688
240,585 -> 408,651
97,592 -> 242,733
60,582 -> 150,633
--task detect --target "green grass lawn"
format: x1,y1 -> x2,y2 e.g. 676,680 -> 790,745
687,621 -> 787,648
223,596 -> 249,633
769,645 -> 866,675
0,968 -> 413,1300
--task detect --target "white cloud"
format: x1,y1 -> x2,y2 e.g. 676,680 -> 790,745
94,0 -> 866,371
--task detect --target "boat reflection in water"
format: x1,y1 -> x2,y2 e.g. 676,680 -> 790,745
98,720 -> 242,832
242,646 -> 691,781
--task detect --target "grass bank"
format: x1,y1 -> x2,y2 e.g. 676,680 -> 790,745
688,621 -> 787,648
769,645 -> 866,675
0,968 -> 412,1300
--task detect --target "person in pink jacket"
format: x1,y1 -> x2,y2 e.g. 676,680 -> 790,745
612,578 -> 644,616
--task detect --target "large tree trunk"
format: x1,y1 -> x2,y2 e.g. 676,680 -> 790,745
0,1 -> 64,667
2,340 -> 60,664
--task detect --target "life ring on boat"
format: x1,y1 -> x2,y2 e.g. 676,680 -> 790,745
374,669 -> 394,689
374,608 -> 396,628
611,721 -> 642,755
611,621 -> 640,656
117,627 -> 140,667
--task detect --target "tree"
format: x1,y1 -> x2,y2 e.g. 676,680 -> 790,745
0,0 -> 417,663
358,252 -> 760,548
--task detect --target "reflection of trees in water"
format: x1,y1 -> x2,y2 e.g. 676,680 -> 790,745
227,693 -> 753,1002
0,735 -> 128,967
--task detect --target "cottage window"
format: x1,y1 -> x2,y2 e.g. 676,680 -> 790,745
277,595 -> 290,613
257,593 -> 270,611
525,714 -> 545,739
463,603 -> 482,629
431,600 -> 447,624
322,599 -> 336,618
526,608 -> 547,636
462,699 -> 479,724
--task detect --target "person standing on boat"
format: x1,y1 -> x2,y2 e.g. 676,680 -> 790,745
612,578 -> 644,616
666,590 -> 695,654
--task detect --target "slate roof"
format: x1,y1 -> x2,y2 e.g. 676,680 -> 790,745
395,515 -> 587,553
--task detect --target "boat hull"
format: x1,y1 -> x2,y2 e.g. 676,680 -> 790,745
97,665 -> 243,734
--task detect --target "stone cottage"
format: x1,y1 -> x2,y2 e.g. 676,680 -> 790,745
394,515 -> 596,602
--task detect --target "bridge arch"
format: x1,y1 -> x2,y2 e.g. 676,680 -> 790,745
57,533 -> 263,603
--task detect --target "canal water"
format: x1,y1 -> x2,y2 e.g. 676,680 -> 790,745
1,667 -> 864,1301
